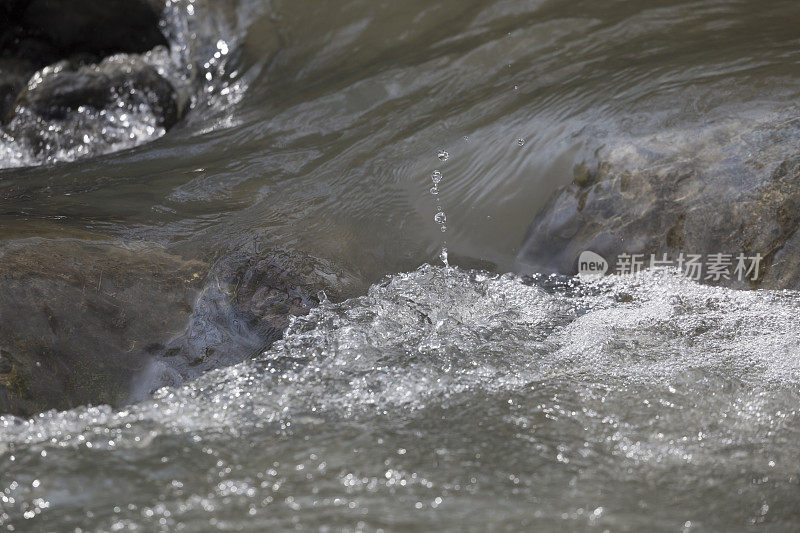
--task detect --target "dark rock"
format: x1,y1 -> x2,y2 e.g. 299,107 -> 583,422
133,247 -> 361,397
0,0 -> 166,67
14,56 -> 179,127
0,0 -> 169,126
515,152 -> 800,289
0,58 -> 38,121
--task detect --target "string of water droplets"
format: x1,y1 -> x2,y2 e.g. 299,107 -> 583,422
431,149 -> 450,266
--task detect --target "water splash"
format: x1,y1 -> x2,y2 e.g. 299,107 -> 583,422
429,151 -> 449,265
0,0 -> 261,169
2,267 -> 800,530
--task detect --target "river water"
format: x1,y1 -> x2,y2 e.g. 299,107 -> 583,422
2,0 -> 800,530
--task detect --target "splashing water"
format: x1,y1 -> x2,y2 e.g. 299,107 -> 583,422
0,0 -> 263,169
3,0 -> 800,529
2,266 -> 800,530
429,152 -> 449,265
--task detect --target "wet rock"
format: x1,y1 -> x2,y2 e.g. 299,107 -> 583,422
14,55 -> 180,128
0,238 -> 206,417
0,1 -> 181,162
515,152 -> 800,289
2,49 -> 187,161
0,236 -> 354,417
135,251 -> 342,395
0,0 -> 166,117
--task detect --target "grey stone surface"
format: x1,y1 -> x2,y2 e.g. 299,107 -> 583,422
0,236 -> 349,417
516,153 -> 800,289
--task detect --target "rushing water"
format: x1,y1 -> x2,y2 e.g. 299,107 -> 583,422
3,0 -> 800,530
3,268 -> 800,530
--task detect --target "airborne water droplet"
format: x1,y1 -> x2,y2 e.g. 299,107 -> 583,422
434,212 -> 447,224
440,246 -> 449,266
437,150 -> 449,162
431,170 -> 442,184
517,138 -> 525,146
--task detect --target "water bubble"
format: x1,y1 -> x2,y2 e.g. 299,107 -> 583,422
517,138 -> 525,146
437,150 -> 449,162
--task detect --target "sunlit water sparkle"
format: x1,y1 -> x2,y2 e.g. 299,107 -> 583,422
2,267 -> 800,530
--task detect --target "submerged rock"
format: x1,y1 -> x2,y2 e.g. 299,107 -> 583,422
0,238 -> 206,416
134,249 -> 353,397
516,149 -> 800,289
0,236 -> 355,417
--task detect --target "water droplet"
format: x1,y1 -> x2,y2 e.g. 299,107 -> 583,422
517,138 -> 525,146
440,247 -> 449,266
434,212 -> 447,224
430,186 -> 439,195
437,150 -> 449,162
514,85 -> 519,91
431,170 -> 442,184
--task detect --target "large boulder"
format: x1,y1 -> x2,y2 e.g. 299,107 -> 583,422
515,151 -> 800,289
0,238 -> 206,416
0,236 -> 352,417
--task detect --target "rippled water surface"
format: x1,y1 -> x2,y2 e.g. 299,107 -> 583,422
3,0 -> 800,530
